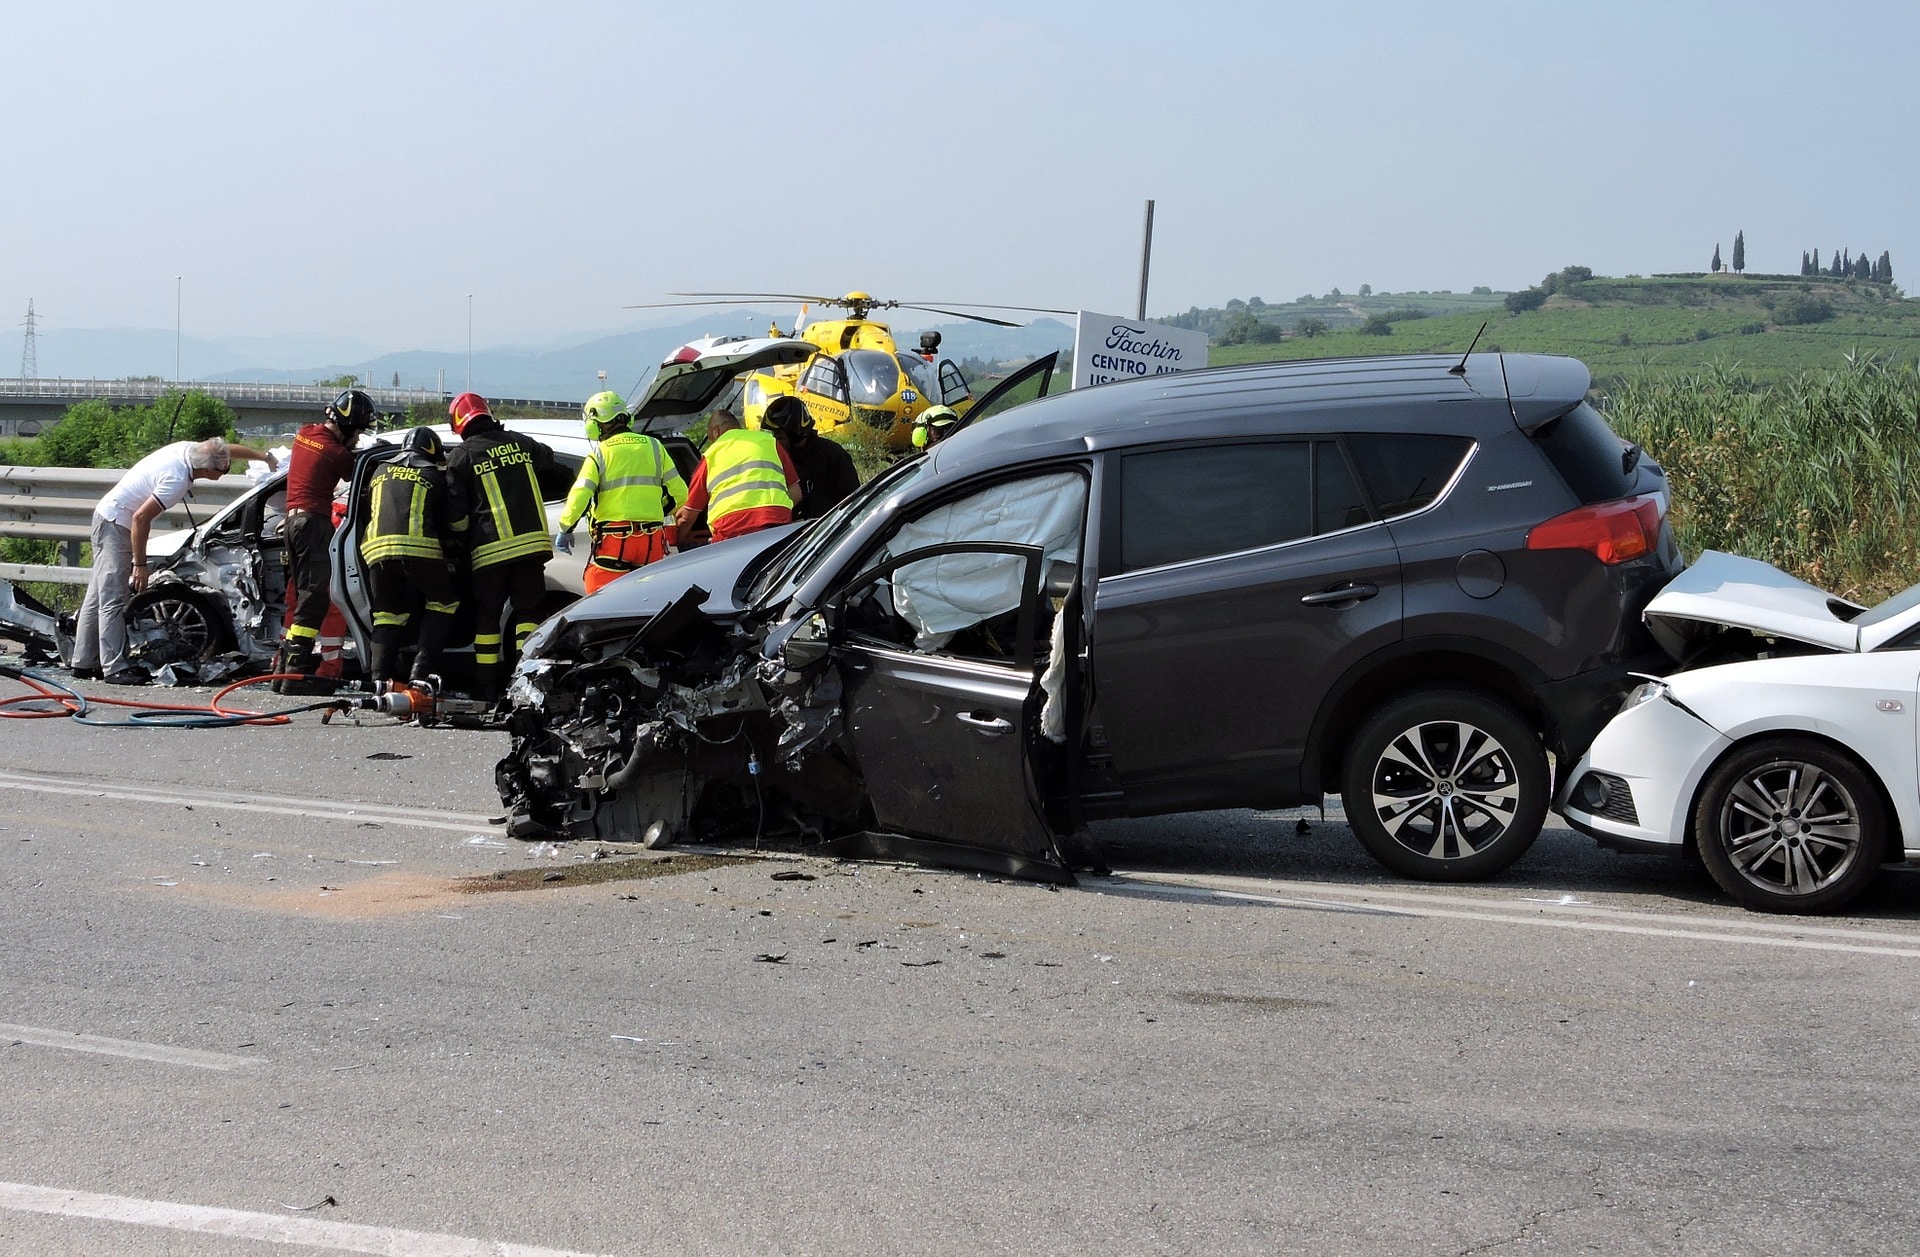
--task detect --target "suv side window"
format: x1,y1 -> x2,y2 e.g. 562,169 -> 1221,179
1118,442 -> 1331,573
1344,433 -> 1474,517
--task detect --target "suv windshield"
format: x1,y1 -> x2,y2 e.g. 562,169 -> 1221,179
749,458 -> 925,607
843,350 -> 901,403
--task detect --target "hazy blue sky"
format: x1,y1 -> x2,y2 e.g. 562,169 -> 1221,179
5,0 -> 1916,353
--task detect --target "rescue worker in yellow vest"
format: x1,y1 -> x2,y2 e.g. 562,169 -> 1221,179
444,392 -> 556,702
554,391 -> 688,595
360,427 -> 464,686
672,408 -> 801,545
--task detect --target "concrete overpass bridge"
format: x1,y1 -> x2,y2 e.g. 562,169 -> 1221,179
0,379 -> 575,437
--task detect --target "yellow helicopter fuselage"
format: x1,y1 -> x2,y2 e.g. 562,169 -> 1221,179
741,311 -> 973,450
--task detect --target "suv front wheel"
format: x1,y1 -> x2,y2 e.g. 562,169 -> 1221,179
1341,689 -> 1548,882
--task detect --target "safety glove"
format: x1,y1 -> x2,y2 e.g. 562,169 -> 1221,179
553,528 -> 574,554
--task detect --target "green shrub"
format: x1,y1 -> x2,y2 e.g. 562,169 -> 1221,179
1776,294 -> 1835,326
1601,358 -> 1920,600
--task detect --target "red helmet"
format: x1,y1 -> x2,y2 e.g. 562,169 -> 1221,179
449,392 -> 491,435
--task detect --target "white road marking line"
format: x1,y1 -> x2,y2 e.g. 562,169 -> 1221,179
0,1181 -> 611,1256
0,770 -> 492,835
1115,871 -> 1920,959
0,1023 -> 265,1071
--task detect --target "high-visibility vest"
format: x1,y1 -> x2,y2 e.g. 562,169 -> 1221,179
703,429 -> 792,526
361,460 -> 454,563
562,431 -> 685,532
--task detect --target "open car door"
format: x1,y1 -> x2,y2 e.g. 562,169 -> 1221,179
949,351 -> 1059,435
821,541 -> 1070,883
632,337 -> 818,437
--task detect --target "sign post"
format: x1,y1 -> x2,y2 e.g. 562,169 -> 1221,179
1071,310 -> 1209,390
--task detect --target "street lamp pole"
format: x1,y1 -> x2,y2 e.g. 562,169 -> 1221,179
466,294 -> 473,391
175,276 -> 182,384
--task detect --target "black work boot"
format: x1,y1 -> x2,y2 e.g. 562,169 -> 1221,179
271,638 -> 314,695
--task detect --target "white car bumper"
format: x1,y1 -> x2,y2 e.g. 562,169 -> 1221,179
1558,692 -> 1731,852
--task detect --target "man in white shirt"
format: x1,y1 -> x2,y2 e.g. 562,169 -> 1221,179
72,436 -> 278,685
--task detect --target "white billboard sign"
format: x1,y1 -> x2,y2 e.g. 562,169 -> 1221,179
1071,310 -> 1209,389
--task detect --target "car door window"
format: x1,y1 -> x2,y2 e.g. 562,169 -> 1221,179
1115,442 -> 1314,573
844,470 -> 1085,660
1317,441 -> 1371,534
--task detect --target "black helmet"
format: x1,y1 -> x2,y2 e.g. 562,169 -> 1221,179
762,394 -> 813,437
401,426 -> 444,466
327,388 -> 376,432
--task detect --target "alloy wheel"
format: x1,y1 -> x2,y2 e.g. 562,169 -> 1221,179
1716,759 -> 1864,899
1368,720 -> 1522,861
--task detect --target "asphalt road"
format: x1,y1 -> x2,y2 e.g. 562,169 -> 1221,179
4,672 -> 1920,1255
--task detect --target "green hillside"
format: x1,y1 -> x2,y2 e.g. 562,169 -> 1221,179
1199,274 -> 1920,385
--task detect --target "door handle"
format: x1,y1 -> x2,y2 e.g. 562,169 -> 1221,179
956,712 -> 1013,734
1300,582 -> 1379,606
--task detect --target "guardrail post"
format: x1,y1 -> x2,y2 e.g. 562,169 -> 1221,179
60,539 -> 82,568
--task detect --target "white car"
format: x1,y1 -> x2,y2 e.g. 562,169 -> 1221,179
1559,550 -> 1920,913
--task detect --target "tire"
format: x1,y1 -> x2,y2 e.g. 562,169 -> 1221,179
1340,689 -> 1549,881
126,586 -> 235,664
1691,737 -> 1885,914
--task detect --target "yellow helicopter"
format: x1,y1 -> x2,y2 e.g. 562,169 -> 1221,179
626,291 -> 1069,449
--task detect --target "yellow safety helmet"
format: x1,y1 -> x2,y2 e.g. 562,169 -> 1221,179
583,390 -> 628,441
911,405 -> 960,449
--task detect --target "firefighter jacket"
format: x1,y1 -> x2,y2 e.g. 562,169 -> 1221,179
702,428 -> 793,528
445,422 -> 555,570
361,457 -> 462,564
559,431 -> 688,533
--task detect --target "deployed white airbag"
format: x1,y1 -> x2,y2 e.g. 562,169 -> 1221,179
884,471 -> 1084,651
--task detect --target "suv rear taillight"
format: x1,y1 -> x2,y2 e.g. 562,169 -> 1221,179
1526,494 -> 1663,565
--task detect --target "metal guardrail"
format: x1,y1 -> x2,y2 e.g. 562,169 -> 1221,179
0,463 -> 260,584
0,378 -> 443,409
0,378 -> 578,413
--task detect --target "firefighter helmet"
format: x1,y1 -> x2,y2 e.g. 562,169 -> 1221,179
762,394 -> 814,437
401,426 -> 444,467
327,388 -> 376,433
582,390 -> 628,442
448,392 -> 491,436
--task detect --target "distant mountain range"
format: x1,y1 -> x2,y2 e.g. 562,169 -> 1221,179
3,313 -> 1076,403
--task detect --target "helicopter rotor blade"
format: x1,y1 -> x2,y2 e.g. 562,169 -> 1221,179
621,298 -> 814,310
901,300 -> 1075,315
669,291 -> 845,304
897,305 -> 1024,328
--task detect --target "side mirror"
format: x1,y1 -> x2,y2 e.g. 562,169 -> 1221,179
1043,559 -> 1079,600
771,611 -> 832,671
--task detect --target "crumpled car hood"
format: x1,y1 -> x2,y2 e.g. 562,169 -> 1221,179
549,524 -> 801,630
1645,550 -> 1864,655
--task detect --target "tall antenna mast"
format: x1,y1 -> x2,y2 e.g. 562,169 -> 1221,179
19,299 -> 38,379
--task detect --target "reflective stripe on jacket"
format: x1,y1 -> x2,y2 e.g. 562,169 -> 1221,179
446,425 -> 554,569
561,432 -> 687,531
362,460 -> 453,564
703,429 -> 793,526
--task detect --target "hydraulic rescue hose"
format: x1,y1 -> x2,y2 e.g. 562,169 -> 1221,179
0,664 -> 348,728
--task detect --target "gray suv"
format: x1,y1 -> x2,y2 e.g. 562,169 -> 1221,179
497,352 -> 1680,884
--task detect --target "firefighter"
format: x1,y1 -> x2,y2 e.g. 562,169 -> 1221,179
763,395 -> 858,522
911,404 -> 961,450
360,427 -> 463,686
443,392 -> 556,702
275,387 -> 374,693
672,408 -> 801,545
554,391 -> 688,595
